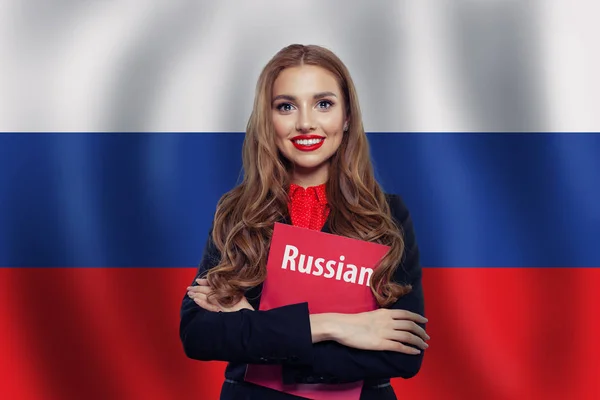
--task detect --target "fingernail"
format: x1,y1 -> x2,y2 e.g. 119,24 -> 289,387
424,343 -> 429,349
414,349 -> 421,354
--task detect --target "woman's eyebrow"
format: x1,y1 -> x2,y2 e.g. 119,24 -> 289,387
272,94 -> 296,102
313,91 -> 337,100
272,92 -> 338,103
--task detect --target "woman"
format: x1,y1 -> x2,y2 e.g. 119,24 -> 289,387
180,44 -> 429,400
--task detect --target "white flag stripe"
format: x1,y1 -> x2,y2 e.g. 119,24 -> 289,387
0,1 -> 598,132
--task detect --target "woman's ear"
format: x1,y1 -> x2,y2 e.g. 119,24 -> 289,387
343,121 -> 349,131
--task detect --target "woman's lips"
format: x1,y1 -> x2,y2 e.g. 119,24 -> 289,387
291,136 -> 325,152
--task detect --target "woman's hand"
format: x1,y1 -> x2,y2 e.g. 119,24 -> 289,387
332,309 -> 429,355
187,279 -> 254,312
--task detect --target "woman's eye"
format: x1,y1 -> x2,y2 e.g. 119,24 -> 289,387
317,100 -> 333,110
277,103 -> 294,112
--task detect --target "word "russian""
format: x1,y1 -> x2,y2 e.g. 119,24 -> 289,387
280,244 -> 374,286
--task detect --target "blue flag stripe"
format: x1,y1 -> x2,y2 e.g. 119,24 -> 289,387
0,132 -> 598,268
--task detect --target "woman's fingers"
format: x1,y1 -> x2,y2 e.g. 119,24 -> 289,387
389,309 -> 428,324
187,285 -> 219,309
186,279 -> 227,312
392,320 -> 430,341
187,285 -> 211,295
386,329 -> 429,350
194,297 -> 219,312
190,292 -> 220,312
387,309 -> 430,347
383,339 -> 422,355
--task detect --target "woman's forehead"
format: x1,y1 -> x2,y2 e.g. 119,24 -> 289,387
273,65 -> 341,96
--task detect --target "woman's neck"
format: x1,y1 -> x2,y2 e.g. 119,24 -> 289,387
291,163 -> 329,188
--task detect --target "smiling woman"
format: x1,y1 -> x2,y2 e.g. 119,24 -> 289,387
179,44 -> 428,400
271,67 -> 346,186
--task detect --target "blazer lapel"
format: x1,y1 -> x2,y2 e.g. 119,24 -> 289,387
321,217 -> 331,233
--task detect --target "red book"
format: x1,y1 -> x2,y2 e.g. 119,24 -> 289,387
245,222 -> 390,400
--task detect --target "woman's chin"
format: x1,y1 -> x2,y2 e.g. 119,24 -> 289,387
291,157 -> 329,171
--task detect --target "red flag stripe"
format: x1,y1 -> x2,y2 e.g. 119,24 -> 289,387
1,268 -> 599,400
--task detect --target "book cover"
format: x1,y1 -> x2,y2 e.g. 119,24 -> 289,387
245,222 -> 390,400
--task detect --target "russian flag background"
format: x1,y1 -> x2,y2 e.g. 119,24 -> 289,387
1,2 -> 599,400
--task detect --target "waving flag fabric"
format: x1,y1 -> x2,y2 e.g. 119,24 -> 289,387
1,1 -> 599,399
1,132 -> 598,400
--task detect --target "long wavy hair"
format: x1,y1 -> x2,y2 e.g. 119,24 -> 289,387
205,44 -> 411,308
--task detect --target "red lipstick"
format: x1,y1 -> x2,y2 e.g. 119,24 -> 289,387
291,135 -> 325,152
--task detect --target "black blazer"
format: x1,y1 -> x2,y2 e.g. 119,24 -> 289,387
179,194 -> 426,400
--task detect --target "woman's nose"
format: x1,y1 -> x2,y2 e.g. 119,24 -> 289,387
295,109 -> 316,132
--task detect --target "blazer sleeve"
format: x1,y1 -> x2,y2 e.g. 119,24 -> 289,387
281,194 -> 426,383
179,224 -> 314,366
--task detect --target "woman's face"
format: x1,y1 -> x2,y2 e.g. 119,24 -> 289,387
271,65 -> 346,185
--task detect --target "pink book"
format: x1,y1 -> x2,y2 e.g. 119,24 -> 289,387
245,223 -> 390,400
